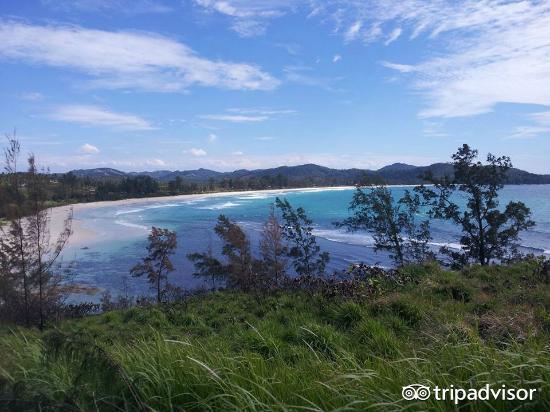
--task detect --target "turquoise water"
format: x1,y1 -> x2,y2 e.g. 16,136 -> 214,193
64,185 -> 550,298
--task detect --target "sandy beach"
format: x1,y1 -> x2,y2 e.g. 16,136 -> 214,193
48,186 -> 356,247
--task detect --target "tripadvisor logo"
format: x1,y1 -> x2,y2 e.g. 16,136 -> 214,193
402,384 -> 538,404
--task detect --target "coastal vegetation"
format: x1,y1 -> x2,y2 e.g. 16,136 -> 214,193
1,260 -> 548,410
0,136 -> 73,328
0,139 -> 548,410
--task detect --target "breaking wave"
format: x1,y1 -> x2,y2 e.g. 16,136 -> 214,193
198,201 -> 241,210
114,220 -> 149,231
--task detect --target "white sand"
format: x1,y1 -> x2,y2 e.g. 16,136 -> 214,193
48,186 -> 356,247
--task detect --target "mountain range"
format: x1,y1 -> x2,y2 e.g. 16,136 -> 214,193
68,163 -> 550,185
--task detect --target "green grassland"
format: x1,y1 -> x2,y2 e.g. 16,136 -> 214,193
1,261 -> 549,411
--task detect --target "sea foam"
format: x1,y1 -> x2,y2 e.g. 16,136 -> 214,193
114,220 -> 149,231
198,201 -> 241,210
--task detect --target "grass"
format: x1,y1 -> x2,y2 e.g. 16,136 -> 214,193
0,261 -> 549,411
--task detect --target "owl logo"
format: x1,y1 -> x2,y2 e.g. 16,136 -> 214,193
402,384 -> 431,401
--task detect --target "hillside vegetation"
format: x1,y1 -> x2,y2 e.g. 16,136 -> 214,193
1,261 -> 548,411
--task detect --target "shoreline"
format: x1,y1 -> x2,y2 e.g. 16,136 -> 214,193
53,186 -> 357,212
49,186 -> 359,247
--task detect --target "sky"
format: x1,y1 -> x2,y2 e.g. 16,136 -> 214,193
0,0 -> 549,173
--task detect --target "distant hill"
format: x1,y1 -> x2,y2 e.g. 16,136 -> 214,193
377,163 -> 418,173
69,163 -> 550,185
70,168 -> 127,178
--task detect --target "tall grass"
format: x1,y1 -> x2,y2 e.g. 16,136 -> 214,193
1,262 -> 549,411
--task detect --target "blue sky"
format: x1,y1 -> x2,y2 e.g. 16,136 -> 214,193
1,0 -> 549,173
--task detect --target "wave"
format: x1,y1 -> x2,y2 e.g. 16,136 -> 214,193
313,229 -> 471,251
198,201 -> 241,210
115,203 -> 181,216
429,241 -> 464,250
237,193 -> 272,200
313,229 -> 375,246
184,198 -> 207,204
291,187 -> 353,195
145,203 -> 180,210
115,208 -> 145,216
114,220 -> 149,231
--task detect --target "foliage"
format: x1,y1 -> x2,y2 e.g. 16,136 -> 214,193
259,205 -> 288,287
214,214 -> 260,291
130,227 -> 177,303
188,215 -> 263,291
275,197 -> 329,277
1,261 -> 549,411
187,250 -> 226,290
0,135 -> 72,328
339,185 -> 433,266
418,144 -> 535,267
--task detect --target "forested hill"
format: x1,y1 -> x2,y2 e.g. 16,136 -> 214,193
70,162 -> 550,185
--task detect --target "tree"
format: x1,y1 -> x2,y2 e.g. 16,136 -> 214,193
338,186 -> 433,266
187,235 -> 225,290
131,227 -> 177,303
418,144 -> 535,266
0,137 -> 72,328
214,215 -> 258,291
26,154 -> 73,329
259,206 -> 288,287
275,198 -> 329,278
1,134 -> 32,325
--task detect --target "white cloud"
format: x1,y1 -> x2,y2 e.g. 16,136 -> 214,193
506,126 -> 550,140
344,21 -> 362,42
314,0 -> 550,118
332,54 -> 342,63
200,107 -> 295,123
530,111 -> 550,126
50,105 -> 153,130
79,143 -> 100,154
19,92 -> 44,101
208,133 -> 218,142
199,114 -> 269,123
232,150 -> 244,155
186,148 -> 208,157
384,27 -> 402,45
0,21 -> 279,92
196,1 -> 550,118
380,62 -> 415,73
194,0 -> 298,37
146,158 -> 166,167
507,111 -> 550,140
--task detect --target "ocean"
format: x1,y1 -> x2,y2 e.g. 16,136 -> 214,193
62,185 -> 550,299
